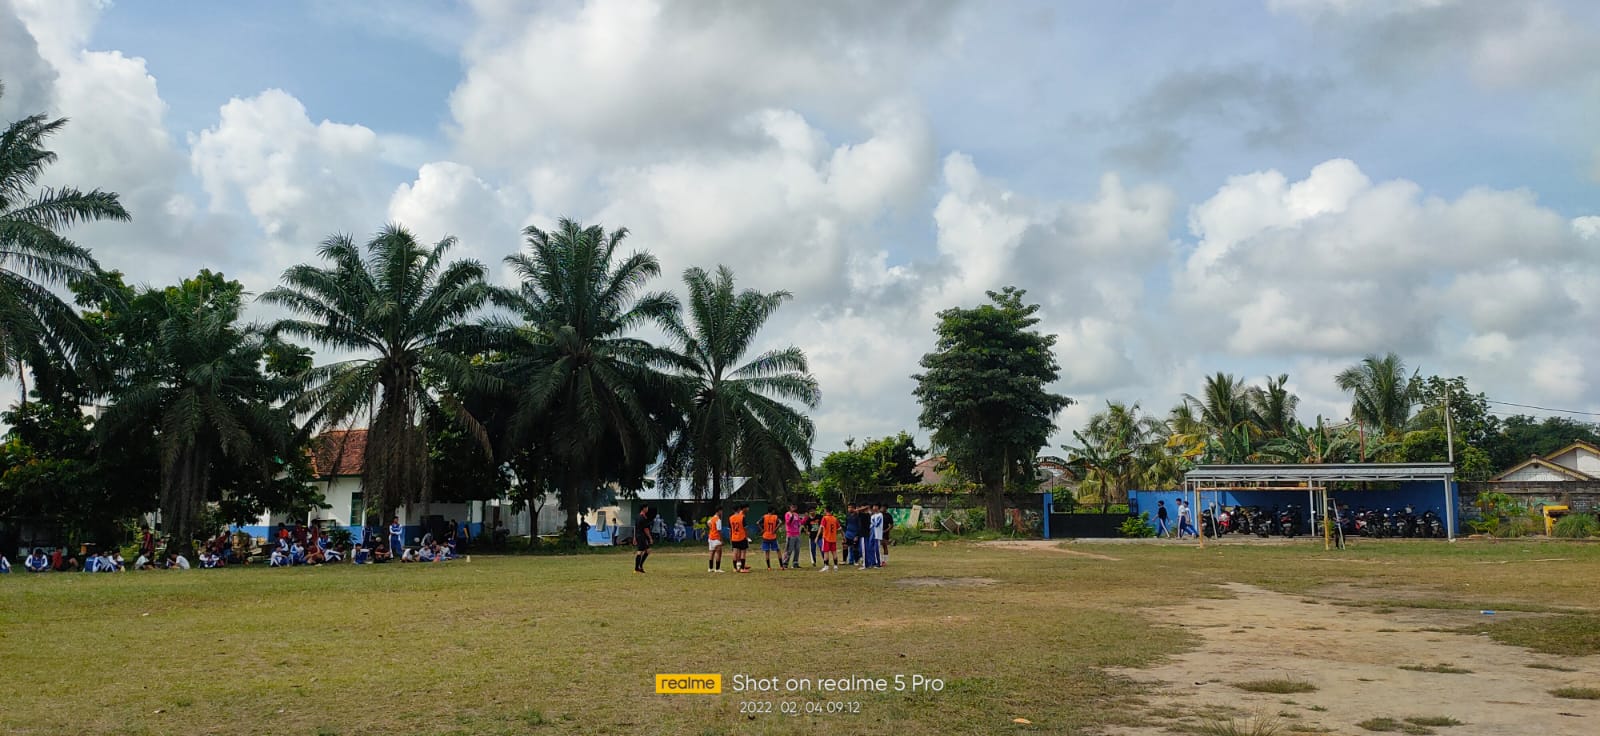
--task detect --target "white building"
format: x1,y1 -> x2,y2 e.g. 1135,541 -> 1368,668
241,429 -> 566,544
1491,440 -> 1600,482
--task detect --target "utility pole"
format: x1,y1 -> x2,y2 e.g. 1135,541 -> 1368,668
1444,391 -> 1455,465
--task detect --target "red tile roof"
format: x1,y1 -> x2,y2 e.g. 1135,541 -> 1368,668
310,429 -> 367,477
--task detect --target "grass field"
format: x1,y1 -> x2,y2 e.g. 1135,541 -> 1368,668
3,539 -> 1599,735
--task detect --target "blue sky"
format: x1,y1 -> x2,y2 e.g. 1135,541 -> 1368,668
3,0 -> 1599,454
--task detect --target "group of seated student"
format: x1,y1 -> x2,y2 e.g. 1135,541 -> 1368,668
267,522 -> 346,567
8,546 -> 197,572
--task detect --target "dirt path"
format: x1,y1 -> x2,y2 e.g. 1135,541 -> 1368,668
975,540 -> 1121,560
1104,583 -> 1600,735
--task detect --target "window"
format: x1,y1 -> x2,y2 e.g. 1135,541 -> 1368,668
349,492 -> 364,527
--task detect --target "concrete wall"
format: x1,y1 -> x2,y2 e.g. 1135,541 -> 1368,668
1471,481 -> 1600,512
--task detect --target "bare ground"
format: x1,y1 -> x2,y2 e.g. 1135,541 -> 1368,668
1104,583 -> 1600,735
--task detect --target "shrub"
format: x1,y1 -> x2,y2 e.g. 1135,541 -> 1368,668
964,507 -> 987,532
1119,512 -> 1156,538
1552,513 -> 1599,539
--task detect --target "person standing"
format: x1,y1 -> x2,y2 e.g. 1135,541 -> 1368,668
818,508 -> 841,571
759,507 -> 781,570
634,505 -> 655,573
805,508 -> 821,567
866,505 -> 884,568
706,508 -> 726,572
843,504 -> 860,566
729,504 -> 750,573
139,524 -> 156,560
1155,500 -> 1171,538
388,516 -> 405,557
855,505 -> 874,569
782,504 -> 805,570
878,506 -> 893,566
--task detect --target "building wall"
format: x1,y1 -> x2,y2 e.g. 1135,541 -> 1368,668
1549,448 -> 1600,476
1472,481 -> 1600,513
1500,465 -> 1571,482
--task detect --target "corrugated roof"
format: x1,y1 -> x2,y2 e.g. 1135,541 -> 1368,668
310,429 -> 367,477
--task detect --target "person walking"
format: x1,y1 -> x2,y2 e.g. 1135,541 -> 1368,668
1177,500 -> 1197,539
634,505 -> 655,573
1155,500 -> 1171,538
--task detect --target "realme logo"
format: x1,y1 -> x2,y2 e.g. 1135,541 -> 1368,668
656,673 -> 722,694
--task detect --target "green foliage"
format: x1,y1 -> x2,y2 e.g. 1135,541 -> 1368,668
658,265 -> 818,504
1553,513 -> 1599,539
1337,352 -> 1421,434
1119,511 -> 1156,538
262,225 -> 495,518
95,271 -> 309,555
483,220 -> 682,530
889,526 -> 923,545
914,287 -> 1071,529
1066,401 -> 1165,513
818,444 -> 877,508
858,432 -> 925,487
815,431 -> 926,508
0,88 -> 128,389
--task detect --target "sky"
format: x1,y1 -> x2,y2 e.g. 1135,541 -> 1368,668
3,0 -> 1600,460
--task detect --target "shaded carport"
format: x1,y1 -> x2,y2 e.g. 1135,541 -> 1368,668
1182,463 -> 1458,547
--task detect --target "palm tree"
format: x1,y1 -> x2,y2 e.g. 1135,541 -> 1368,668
100,278 -> 297,557
1249,374 -> 1299,438
489,219 -> 684,532
1,83 -> 128,396
261,225 -> 494,518
1183,372 -> 1259,462
659,265 -> 819,506
1335,352 -> 1419,435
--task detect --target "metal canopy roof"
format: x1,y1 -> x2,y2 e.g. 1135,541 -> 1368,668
1184,463 -> 1455,484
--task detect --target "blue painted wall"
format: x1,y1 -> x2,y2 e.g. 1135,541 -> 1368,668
1129,481 -> 1462,536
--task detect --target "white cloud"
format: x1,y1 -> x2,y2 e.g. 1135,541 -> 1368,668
1177,158 -> 1591,357
447,0 -> 963,164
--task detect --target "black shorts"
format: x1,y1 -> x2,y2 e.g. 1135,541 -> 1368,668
635,538 -> 652,551
731,540 -> 749,550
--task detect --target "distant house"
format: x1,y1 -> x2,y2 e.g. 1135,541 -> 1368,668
239,429 -> 565,544
912,454 -> 1074,491
913,456 -> 948,485
1491,440 -> 1600,482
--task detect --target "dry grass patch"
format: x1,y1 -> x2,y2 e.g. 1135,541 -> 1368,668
1232,679 -> 1318,694
1398,664 -> 1473,674
1404,716 -> 1464,727
1551,687 -> 1600,700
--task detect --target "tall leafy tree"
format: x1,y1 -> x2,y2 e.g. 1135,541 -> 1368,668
914,287 -> 1072,529
488,219 -> 683,532
262,225 -> 494,518
659,265 -> 818,505
1065,401 -> 1163,512
99,272 -> 301,557
0,84 -> 128,394
1336,352 -> 1420,435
